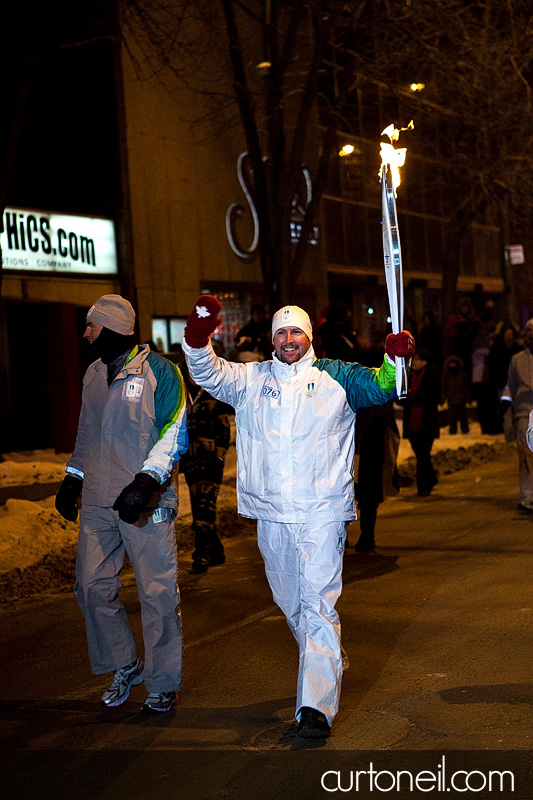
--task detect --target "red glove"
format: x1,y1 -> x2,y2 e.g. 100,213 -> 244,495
385,331 -> 415,359
184,295 -> 223,348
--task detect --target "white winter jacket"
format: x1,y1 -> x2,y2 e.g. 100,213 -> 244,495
182,340 -> 395,523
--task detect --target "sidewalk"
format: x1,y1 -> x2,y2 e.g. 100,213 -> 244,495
397,418 -> 507,465
0,418 -> 509,503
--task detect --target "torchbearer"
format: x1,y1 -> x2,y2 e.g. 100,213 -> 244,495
380,121 -> 414,399
182,295 -> 414,738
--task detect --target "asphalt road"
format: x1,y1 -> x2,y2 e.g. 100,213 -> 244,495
2,449 -> 533,798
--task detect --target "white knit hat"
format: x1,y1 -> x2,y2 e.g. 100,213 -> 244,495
86,294 -> 135,336
271,305 -> 313,342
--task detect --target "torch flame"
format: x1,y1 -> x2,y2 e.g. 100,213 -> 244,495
379,120 -> 414,192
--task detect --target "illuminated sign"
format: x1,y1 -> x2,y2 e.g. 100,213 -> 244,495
1,207 -> 118,275
505,244 -> 525,265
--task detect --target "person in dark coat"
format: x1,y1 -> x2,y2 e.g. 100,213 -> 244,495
418,310 -> 443,368
169,346 -> 233,574
444,297 -> 482,380
318,299 -> 361,361
403,348 -> 442,497
234,304 -> 271,361
181,379 -> 232,573
353,402 -> 400,551
471,323 -> 500,434
489,321 -> 522,398
442,354 -> 470,434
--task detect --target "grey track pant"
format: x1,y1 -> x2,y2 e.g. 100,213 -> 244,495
75,505 -> 182,693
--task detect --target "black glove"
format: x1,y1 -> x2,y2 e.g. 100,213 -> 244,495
497,399 -> 512,420
55,475 -> 83,522
113,472 -> 160,524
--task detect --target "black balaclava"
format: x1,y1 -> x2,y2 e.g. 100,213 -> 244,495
90,326 -> 136,365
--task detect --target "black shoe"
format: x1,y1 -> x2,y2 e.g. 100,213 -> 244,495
191,556 -> 209,574
297,707 -> 331,738
355,534 -> 375,552
417,489 -> 431,497
209,550 -> 226,567
517,503 -> 533,515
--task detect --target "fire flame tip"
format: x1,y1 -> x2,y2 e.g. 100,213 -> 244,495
379,120 -> 414,191
381,120 -> 415,144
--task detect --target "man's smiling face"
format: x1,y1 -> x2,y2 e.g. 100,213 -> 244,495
273,326 -> 310,364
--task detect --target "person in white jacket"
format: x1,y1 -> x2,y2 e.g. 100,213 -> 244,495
182,295 -> 414,738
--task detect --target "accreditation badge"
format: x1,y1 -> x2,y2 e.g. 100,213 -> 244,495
123,376 -> 145,401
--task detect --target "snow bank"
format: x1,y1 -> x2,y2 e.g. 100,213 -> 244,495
0,458 -> 67,488
0,496 -> 78,573
0,425 -> 514,603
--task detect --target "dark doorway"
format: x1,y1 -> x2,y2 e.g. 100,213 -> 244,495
2,300 -> 89,453
3,301 -> 54,451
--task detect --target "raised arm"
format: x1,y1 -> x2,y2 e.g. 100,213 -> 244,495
316,329 -> 415,411
182,295 -> 250,408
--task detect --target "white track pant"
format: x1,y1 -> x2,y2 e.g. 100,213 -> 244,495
257,519 -> 346,726
75,505 -> 182,693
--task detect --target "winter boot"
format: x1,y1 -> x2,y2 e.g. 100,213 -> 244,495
355,533 -> 375,552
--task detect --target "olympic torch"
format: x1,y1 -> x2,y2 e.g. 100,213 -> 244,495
380,121 -> 413,399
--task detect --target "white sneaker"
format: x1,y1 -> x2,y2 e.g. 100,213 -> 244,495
341,644 -> 350,671
100,658 -> 144,707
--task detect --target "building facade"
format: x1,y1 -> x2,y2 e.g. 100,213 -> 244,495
1,21 -> 531,453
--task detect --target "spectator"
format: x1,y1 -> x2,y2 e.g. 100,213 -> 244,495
418,310 -> 443,368
402,348 -> 441,497
182,295 -> 414,738
442,354 -> 470,435
403,309 -> 419,342
353,402 -> 400,552
444,297 -> 482,379
471,323 -> 499,434
312,303 -> 330,358
55,295 -> 188,714
234,304 -> 271,362
318,299 -> 361,361
171,345 -> 232,574
489,321 -> 522,398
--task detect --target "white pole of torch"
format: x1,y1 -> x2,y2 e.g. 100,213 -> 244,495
381,163 -> 409,399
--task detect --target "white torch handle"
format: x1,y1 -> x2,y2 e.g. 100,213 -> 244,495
381,165 -> 409,399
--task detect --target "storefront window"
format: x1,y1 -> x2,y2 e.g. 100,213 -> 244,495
151,318 -> 187,353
